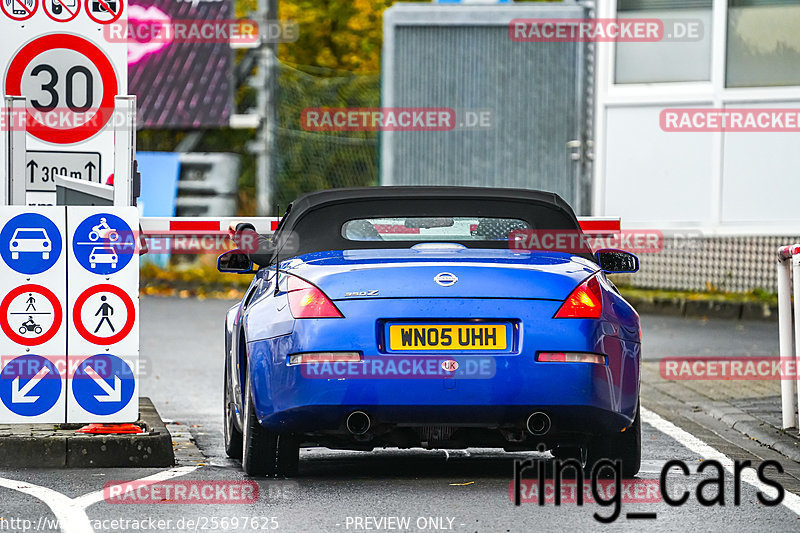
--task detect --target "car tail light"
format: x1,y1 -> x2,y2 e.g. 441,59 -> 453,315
537,352 -> 606,365
288,352 -> 361,365
287,276 -> 343,318
553,275 -> 602,318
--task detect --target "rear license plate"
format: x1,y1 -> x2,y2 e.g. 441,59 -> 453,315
388,324 -> 508,351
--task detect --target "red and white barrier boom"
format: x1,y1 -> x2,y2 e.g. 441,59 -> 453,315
137,216 -> 621,239
778,245 -> 800,429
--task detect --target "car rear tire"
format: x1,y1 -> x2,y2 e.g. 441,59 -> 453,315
552,404 -> 641,478
241,369 -> 300,477
223,364 -> 242,459
242,369 -> 277,476
586,404 -> 641,478
276,434 -> 300,477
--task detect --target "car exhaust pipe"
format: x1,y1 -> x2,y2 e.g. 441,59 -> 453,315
526,412 -> 551,436
346,411 -> 371,435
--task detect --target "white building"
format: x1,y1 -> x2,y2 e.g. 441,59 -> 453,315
594,0 -> 800,237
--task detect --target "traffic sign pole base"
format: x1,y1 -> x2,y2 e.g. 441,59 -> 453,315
76,423 -> 144,434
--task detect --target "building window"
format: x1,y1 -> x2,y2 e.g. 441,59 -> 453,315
615,0 -> 713,84
726,0 -> 800,87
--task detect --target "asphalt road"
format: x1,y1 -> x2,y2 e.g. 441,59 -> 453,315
0,298 -> 797,533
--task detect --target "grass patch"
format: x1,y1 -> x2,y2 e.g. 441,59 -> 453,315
140,256 -> 252,300
618,286 -> 777,306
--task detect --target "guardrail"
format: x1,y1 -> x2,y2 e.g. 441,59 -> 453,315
777,244 -> 800,429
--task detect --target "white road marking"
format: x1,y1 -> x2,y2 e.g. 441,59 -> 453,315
0,478 -> 90,533
73,465 -> 199,508
0,466 -> 198,533
642,406 -> 800,516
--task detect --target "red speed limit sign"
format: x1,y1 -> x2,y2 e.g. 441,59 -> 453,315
4,34 -> 119,144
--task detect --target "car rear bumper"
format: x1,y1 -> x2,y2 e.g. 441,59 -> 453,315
243,298 -> 640,438
247,346 -> 639,437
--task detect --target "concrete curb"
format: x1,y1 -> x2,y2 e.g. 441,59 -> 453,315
0,397 -> 175,468
705,401 -> 800,464
624,295 -> 778,321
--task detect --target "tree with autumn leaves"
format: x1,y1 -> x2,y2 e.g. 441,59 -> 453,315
278,0 -> 398,73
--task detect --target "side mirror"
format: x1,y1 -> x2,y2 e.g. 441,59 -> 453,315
217,250 -> 255,274
594,249 -> 639,273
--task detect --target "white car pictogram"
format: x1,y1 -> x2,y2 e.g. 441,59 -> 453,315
10,228 -> 51,260
89,246 -> 118,269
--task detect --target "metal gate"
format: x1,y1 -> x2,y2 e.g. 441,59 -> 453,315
381,2 -> 593,214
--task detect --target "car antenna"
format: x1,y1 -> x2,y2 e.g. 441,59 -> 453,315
274,203 -> 280,296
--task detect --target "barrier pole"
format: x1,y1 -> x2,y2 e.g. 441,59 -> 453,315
6,96 -> 26,205
792,253 -> 800,432
113,95 -> 136,207
778,253 -> 796,428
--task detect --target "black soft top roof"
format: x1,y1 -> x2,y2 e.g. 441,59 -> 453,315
285,186 -> 567,216
257,186 -> 585,265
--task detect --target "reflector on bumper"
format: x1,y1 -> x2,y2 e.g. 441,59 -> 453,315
536,352 -> 606,364
288,352 -> 362,365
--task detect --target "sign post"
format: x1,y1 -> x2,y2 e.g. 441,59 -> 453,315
5,95 -> 26,205
0,206 -> 67,423
66,206 -> 138,422
0,205 -> 138,424
1,0 -> 128,205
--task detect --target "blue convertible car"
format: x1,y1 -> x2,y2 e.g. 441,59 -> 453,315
219,187 -> 641,477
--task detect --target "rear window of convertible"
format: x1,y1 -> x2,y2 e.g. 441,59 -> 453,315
342,217 -> 531,242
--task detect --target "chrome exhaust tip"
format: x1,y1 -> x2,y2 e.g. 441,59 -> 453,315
346,411 -> 371,435
526,412 -> 551,436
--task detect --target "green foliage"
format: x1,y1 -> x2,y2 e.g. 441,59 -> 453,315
138,0 -> 555,215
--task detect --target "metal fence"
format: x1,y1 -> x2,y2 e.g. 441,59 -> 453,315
381,3 -> 594,214
622,235 -> 796,294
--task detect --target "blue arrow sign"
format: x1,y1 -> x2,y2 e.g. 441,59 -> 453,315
0,355 -> 62,417
0,213 -> 62,275
72,354 -> 135,416
72,213 -> 136,275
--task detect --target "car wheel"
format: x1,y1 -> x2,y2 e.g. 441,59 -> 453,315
276,434 -> 300,476
241,369 -> 278,476
11,252 -> 18,260
223,364 -> 243,459
42,252 -> 49,260
585,404 -> 642,478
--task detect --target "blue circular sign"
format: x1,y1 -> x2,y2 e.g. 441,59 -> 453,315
0,213 -> 62,275
0,354 -> 62,417
72,354 -> 135,416
72,213 -> 135,275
